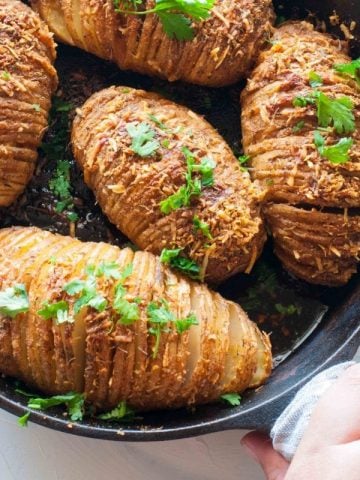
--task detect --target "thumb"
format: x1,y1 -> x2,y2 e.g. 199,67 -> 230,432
242,432 -> 289,480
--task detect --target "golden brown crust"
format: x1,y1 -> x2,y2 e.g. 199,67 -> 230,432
0,0 -> 58,207
31,0 -> 274,87
72,86 -> 266,284
0,226 -> 271,411
241,22 -> 360,285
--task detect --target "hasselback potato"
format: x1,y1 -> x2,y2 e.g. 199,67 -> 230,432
241,22 -> 360,285
0,226 -> 271,411
31,0 -> 274,87
72,86 -> 266,284
0,0 -> 58,207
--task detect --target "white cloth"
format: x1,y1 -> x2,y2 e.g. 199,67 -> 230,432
270,361 -> 356,461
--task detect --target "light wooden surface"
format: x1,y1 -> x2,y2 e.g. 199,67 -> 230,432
0,410 -> 264,480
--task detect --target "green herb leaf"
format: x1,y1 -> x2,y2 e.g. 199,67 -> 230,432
293,95 -> 316,108
275,303 -> 302,316
63,279 -> 87,296
98,400 -> 135,421
316,92 -> 355,135
193,215 -> 212,239
38,300 -> 73,325
112,264 -> 139,325
0,284 -> 29,318
160,248 -> 200,279
158,11 -> 194,40
220,393 -> 242,406
334,58 -> 360,85
314,131 -> 353,164
175,313 -> 198,333
237,154 -> 250,171
308,71 -> 323,88
18,411 -> 30,427
292,120 -> 305,133
1,70 -> 11,81
159,147 -> 215,214
67,211 -> 78,222
94,261 -> 122,280
147,300 -> 174,358
126,122 -> 160,157
27,392 -> 85,421
148,113 -> 167,130
63,275 -> 107,314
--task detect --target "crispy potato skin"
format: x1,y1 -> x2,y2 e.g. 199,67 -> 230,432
72,86 -> 266,284
241,22 -> 360,285
31,0 -> 274,87
0,0 -> 58,207
0,226 -> 272,411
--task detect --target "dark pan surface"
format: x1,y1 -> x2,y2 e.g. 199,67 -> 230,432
0,0 -> 359,440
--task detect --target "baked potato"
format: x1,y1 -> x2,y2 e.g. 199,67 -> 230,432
0,0 -> 58,207
31,0 -> 274,87
241,22 -> 360,285
72,86 -> 266,284
0,226 -> 272,411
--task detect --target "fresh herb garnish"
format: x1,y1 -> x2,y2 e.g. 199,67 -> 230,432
293,91 -> 355,135
160,147 -> 216,214
308,71 -> 323,88
148,114 -> 167,130
314,131 -> 353,164
1,70 -> 10,81
86,261 -> 122,280
113,0 -> 215,41
27,392 -> 85,421
63,270 -> 107,314
193,215 -> 212,239
112,263 -> 140,325
147,299 -> 198,358
98,400 -> 135,422
126,122 -> 160,157
292,120 -> 305,133
237,154 -> 250,171
18,411 -> 30,427
220,393 -> 242,406
160,248 -> 201,279
0,284 -> 29,318
38,300 -> 72,324
334,58 -> 360,85
275,303 -> 301,316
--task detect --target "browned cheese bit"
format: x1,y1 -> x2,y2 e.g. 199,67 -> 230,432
0,0 -> 58,206
31,0 -> 274,87
241,22 -> 360,286
0,226 -> 272,411
72,86 -> 266,284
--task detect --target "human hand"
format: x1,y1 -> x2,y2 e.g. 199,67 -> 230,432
241,363 -> 360,480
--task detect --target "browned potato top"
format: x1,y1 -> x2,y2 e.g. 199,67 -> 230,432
241,22 -> 360,286
31,0 -> 274,87
0,0 -> 58,207
72,86 -> 266,284
0,226 -> 272,411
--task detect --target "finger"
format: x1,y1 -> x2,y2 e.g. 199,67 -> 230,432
298,363 -> 360,453
286,441 -> 360,480
242,431 -> 289,480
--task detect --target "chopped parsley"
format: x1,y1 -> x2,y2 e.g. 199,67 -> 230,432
27,392 -> 85,421
237,154 -> 250,171
148,113 -> 167,130
86,261 -> 122,280
334,58 -> 360,85
308,71 -> 323,88
114,0 -> 215,41
38,300 -> 72,325
293,91 -> 355,135
126,122 -> 160,157
112,263 -> 140,325
292,120 -> 305,133
193,215 -> 212,239
275,303 -> 301,316
147,299 -> 198,358
63,270 -> 107,314
314,131 -> 353,164
98,400 -> 135,422
220,393 -> 242,406
160,147 -> 216,214
160,248 -> 201,279
0,284 -> 29,318
18,411 -> 30,427
1,70 -> 10,81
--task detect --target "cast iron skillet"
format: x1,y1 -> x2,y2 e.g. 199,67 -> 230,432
0,0 -> 359,441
